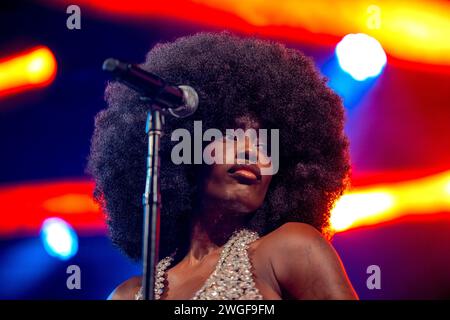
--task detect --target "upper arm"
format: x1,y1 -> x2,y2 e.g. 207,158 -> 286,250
269,222 -> 358,300
108,276 -> 141,300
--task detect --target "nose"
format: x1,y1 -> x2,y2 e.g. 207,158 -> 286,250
235,136 -> 258,163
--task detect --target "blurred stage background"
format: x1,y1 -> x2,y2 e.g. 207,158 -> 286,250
0,0 -> 449,299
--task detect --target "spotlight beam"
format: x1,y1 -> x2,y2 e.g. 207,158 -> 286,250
0,46 -> 57,98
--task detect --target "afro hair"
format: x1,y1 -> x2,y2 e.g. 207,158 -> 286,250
87,32 -> 350,262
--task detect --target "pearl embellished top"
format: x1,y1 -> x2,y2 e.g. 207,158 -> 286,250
135,229 -> 263,300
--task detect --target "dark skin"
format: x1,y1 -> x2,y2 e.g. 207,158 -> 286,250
110,116 -> 358,300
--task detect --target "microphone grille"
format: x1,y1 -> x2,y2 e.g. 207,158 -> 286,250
169,85 -> 199,118
102,58 -> 120,72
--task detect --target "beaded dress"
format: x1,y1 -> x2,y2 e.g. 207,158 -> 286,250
135,229 -> 263,300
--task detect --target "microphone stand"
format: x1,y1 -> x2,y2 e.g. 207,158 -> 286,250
141,102 -> 164,300
101,57 -> 198,300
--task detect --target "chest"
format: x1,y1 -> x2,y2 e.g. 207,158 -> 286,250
161,259 -> 216,299
159,245 -> 281,300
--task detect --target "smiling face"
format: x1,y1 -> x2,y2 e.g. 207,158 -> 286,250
200,115 -> 274,214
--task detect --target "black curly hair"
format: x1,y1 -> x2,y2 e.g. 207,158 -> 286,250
87,32 -> 350,262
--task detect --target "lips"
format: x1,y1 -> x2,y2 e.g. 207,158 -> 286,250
227,164 -> 261,185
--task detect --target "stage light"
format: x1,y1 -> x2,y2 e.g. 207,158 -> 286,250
0,181 -> 106,236
331,170 -> 450,232
0,46 -> 57,97
57,1 -> 450,68
335,33 -> 387,81
43,193 -> 99,214
40,217 -> 78,260
1,171 -> 449,237
445,181 -> 450,195
330,191 -> 395,231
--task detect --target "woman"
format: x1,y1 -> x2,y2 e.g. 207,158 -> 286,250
87,32 -> 358,300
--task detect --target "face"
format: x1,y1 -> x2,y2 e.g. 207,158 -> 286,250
200,115 -> 274,214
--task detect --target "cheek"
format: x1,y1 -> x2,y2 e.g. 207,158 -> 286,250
202,164 -> 229,192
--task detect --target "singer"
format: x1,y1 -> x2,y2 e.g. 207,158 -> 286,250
87,32 -> 358,300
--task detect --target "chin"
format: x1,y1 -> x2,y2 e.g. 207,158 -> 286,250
224,198 -> 260,215
204,185 -> 263,214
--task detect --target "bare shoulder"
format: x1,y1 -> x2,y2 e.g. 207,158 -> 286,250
251,222 -> 327,281
257,222 -> 326,252
263,221 -> 338,273
108,276 -> 141,300
257,222 -> 358,299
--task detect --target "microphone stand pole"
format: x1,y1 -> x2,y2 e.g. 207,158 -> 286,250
101,58 -> 197,300
142,103 -> 164,300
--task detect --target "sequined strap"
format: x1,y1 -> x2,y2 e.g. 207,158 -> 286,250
134,254 -> 174,300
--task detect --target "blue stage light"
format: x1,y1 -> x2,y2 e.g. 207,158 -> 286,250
336,33 -> 387,81
40,217 -> 78,260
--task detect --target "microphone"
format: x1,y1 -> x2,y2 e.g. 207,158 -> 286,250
102,58 -> 198,118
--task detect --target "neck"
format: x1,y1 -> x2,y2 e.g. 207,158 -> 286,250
184,202 -> 250,266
